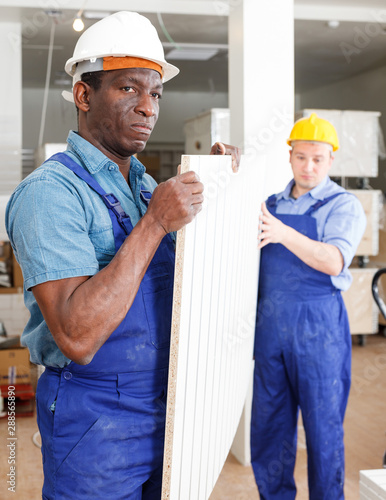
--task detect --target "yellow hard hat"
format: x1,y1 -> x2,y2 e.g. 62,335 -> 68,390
287,113 -> 339,152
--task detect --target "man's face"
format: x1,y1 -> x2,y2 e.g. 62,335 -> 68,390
85,67 -> 163,158
289,142 -> 333,196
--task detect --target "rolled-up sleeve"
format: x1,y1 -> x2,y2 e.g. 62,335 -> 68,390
322,192 -> 367,270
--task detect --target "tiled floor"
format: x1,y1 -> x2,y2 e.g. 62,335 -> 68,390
1,333 -> 385,499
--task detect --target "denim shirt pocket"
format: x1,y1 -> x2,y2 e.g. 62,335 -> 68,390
89,225 -> 115,269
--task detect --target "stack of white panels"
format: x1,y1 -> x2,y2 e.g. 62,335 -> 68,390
360,470 -> 386,499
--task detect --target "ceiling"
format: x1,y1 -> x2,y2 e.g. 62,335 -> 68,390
13,2 -> 386,94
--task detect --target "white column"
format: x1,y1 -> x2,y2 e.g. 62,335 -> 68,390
0,19 -> 22,196
229,0 -> 294,466
229,0 -> 294,198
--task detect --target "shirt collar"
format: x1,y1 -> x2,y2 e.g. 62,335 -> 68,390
277,176 -> 330,201
66,131 -> 146,179
277,179 -> 295,201
66,131 -> 114,174
308,176 -> 330,200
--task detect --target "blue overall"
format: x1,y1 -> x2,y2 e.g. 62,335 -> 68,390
251,194 -> 351,500
35,153 -> 175,500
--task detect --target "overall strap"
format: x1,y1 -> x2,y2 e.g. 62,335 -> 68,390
140,189 -> 152,205
49,152 -> 134,252
304,192 -> 346,216
49,152 -> 172,251
266,195 -> 277,212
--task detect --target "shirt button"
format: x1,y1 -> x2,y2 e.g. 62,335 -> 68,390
108,166 -> 114,171
63,371 -> 72,380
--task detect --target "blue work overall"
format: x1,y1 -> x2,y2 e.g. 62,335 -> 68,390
251,194 -> 351,500
35,153 -> 175,500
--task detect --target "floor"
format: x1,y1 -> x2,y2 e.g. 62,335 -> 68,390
1,333 -> 385,500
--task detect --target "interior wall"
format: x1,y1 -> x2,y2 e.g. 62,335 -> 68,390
0,20 -> 22,196
22,88 -> 228,152
298,64 -> 386,192
23,88 -> 76,149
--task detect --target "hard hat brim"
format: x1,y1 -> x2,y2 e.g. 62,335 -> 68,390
287,138 -> 339,152
65,55 -> 179,83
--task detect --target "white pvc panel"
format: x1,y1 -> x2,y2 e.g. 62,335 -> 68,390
162,154 -> 265,500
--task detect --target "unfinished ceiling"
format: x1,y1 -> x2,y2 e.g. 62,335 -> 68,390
9,1 -> 386,94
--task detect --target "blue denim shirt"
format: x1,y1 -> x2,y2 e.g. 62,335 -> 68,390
6,131 -> 160,367
274,176 -> 366,291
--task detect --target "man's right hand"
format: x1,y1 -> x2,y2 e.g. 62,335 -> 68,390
145,171 -> 204,234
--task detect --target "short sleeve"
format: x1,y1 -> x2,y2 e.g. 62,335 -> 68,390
6,173 -> 100,290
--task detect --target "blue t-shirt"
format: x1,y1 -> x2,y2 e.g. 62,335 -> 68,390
6,131 -> 159,367
273,176 -> 367,291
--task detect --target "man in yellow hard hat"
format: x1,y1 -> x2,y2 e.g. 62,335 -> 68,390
5,11 -> 239,500
251,113 -> 366,499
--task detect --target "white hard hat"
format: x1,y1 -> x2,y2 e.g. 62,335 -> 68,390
62,11 -> 179,103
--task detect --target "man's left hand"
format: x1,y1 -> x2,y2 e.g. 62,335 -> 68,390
258,202 -> 290,249
210,142 -> 241,173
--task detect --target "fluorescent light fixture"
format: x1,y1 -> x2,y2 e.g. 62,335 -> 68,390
167,48 -> 218,61
54,77 -> 71,86
83,11 -> 112,20
23,45 -> 63,50
164,42 -> 228,61
54,71 -> 71,86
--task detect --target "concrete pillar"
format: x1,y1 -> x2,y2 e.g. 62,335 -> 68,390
0,18 -> 22,196
229,0 -> 294,466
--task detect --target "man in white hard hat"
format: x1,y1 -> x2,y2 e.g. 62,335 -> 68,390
251,114 -> 366,499
6,11 -> 239,499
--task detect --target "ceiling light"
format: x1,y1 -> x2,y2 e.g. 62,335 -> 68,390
327,20 -> 340,29
73,2 -> 87,32
73,16 -> 84,32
